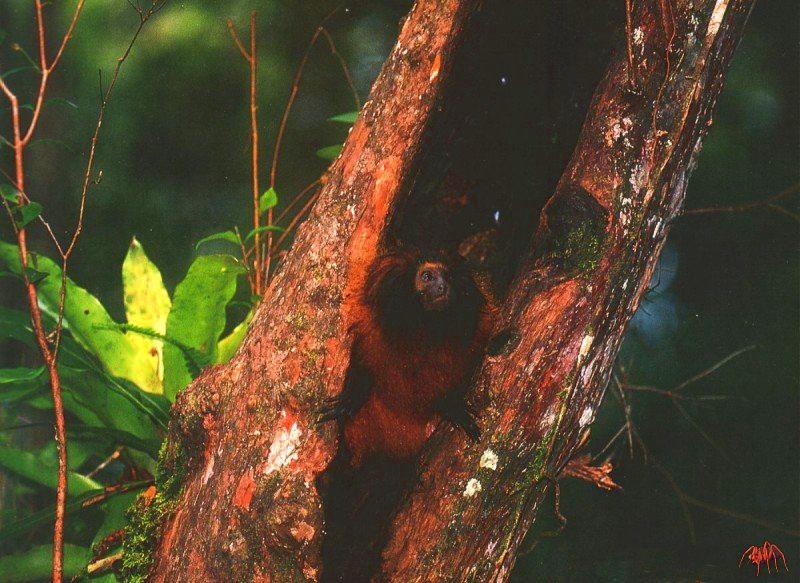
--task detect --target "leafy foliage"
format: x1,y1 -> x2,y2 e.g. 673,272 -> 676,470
0,238 -> 251,579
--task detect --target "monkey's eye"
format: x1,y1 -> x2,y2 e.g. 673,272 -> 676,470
420,270 -> 433,282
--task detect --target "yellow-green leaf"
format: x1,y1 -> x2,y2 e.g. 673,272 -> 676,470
216,308 -> 254,364
122,238 -> 171,394
0,241 -> 151,389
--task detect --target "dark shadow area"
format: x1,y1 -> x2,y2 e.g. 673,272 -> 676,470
396,1 -> 620,291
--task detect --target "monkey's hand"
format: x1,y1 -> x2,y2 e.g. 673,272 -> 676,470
435,393 -> 481,441
316,359 -> 371,424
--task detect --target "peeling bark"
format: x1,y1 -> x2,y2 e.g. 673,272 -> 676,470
145,0 -> 755,581
380,1 -> 754,581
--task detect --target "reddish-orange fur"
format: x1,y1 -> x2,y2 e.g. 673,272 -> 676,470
342,252 -> 495,466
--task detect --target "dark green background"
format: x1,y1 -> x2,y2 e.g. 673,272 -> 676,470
1,1 -> 797,580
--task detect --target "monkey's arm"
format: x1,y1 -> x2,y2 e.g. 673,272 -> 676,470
317,356 -> 371,423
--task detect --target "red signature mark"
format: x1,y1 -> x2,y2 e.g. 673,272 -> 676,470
739,541 -> 788,576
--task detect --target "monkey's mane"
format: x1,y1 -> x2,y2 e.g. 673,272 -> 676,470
361,249 -> 485,346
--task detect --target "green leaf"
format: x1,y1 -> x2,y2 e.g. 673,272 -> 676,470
244,225 -> 285,242
0,241 -> 151,390
162,255 -> 245,401
0,65 -> 36,80
328,111 -> 359,124
108,324 -> 210,377
22,266 -> 48,284
0,544 -> 91,582
316,144 -> 343,161
0,366 -> 43,384
92,491 -> 139,550
0,444 -> 102,496
69,425 -> 161,459
121,238 -> 171,394
259,187 -> 279,214
216,309 -> 254,364
15,201 -> 42,228
195,230 -> 239,251
0,184 -> 18,203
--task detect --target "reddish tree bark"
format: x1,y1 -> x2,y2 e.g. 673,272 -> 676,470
145,0 -> 754,581
380,1 -> 754,580
147,1 -> 481,580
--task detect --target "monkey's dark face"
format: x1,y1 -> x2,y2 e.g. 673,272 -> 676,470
414,261 -> 451,311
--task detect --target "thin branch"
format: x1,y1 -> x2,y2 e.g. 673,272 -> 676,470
0,3 -> 165,579
268,186 -> 321,256
651,461 -> 799,538
320,27 -> 360,109
672,345 -> 755,393
681,182 -> 799,221
270,6 -> 343,190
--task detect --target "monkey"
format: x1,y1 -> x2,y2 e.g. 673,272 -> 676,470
316,249 -> 495,582
319,248 -> 496,466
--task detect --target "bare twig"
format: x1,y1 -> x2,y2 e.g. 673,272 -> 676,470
227,12 -> 264,295
0,2 -> 166,579
269,6 -> 347,189
320,27 -> 361,109
651,461 -> 800,538
681,182 -> 799,221
672,344 -> 755,393
269,186 -> 322,256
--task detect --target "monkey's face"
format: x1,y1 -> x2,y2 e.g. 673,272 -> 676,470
414,261 -> 451,311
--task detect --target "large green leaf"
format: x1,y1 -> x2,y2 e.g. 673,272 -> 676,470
162,254 -> 244,400
0,242 -> 152,390
0,445 -> 102,496
121,237 -> 171,394
0,544 -> 90,582
216,309 -> 254,364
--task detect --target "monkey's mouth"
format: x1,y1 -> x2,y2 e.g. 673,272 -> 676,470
422,291 -> 450,311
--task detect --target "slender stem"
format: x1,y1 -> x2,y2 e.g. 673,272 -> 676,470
0,3 -> 162,579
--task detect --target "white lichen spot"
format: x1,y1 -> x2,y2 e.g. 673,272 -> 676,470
579,334 -> 594,359
622,278 -> 629,290
633,27 -> 644,46
463,478 -> 483,498
479,449 -> 499,471
579,406 -> 594,427
629,163 -> 646,194
263,419 -> 302,476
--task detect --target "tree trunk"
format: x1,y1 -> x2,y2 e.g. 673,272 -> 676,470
144,0 -> 754,581
380,1 -> 755,580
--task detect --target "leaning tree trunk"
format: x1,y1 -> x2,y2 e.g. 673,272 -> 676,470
143,0 -> 753,581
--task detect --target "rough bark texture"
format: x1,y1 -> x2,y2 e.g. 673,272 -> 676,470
145,0 -> 755,581
379,1 -> 754,581
147,1 -> 480,581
